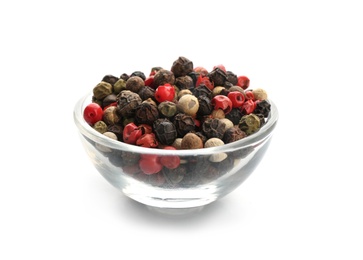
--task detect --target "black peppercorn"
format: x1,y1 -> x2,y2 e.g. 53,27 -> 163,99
153,118 -> 177,145
138,86 -> 155,101
191,84 -> 212,99
130,71 -> 146,81
226,71 -> 238,85
197,95 -> 213,116
102,93 -> 117,108
107,124 -> 123,140
134,102 -> 159,125
102,74 -> 119,86
223,126 -> 247,143
208,67 -> 227,86
116,90 -> 142,118
202,118 -> 227,139
120,73 -> 129,81
225,108 -> 243,125
254,100 -> 271,118
173,113 -> 196,137
171,56 -> 194,77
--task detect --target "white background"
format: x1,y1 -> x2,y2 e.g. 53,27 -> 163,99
1,0 -> 362,259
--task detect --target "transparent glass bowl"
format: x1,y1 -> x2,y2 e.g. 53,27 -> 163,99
73,93 -> 278,209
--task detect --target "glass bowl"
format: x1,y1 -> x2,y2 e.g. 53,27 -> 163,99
73,93 -> 278,209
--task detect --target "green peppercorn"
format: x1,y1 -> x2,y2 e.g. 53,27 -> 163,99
158,101 -> 178,118
93,120 -> 108,134
238,113 -> 261,135
113,78 -> 127,94
93,81 -> 113,100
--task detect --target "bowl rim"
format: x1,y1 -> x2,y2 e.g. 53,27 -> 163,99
73,92 -> 278,156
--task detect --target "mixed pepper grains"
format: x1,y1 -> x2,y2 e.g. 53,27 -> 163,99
83,56 -> 271,177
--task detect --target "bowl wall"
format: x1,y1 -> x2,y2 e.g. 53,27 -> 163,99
74,94 -> 278,208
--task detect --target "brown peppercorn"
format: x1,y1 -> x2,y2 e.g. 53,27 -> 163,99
93,81 -> 113,100
153,69 -> 175,87
134,102 -> 159,125
158,101 -> 178,118
116,90 -> 142,118
171,56 -> 194,77
181,133 -> 203,149
223,126 -> 247,143
153,118 -> 177,145
202,118 -> 227,139
125,76 -> 145,93
175,75 -> 194,89
208,67 -> 227,86
239,113 -> 261,135
173,113 -> 196,137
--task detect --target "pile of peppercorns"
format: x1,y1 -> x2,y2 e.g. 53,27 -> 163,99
83,56 -> 271,178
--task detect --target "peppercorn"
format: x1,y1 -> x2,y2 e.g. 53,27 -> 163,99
191,84 -> 213,99
254,100 -> 271,117
134,102 -> 159,125
211,109 -> 225,119
120,73 -> 129,81
95,131 -> 118,153
212,86 -> 226,96
219,118 -> 234,130
175,75 -> 194,89
226,71 -> 238,85
252,88 -> 268,100
93,81 -> 113,100
107,124 -> 123,140
153,69 -> 175,87
208,67 -> 227,86
239,113 -> 261,135
158,101 -> 178,118
177,94 -> 199,117
125,76 -> 145,93
138,86 -> 155,101
181,132 -> 203,149
163,166 -> 186,186
177,89 -> 193,99
171,56 -> 194,77
102,94 -> 117,108
102,75 -> 119,86
225,108 -> 243,125
197,95 -> 213,116
204,138 -> 227,162
93,120 -> 108,134
130,71 -> 146,81
116,90 -> 142,118
113,78 -> 127,94
153,118 -> 177,145
202,118 -> 227,139
103,106 -> 121,125
173,113 -> 196,137
223,126 -> 247,143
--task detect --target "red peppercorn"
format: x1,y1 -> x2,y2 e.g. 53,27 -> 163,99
136,133 -> 159,148
228,91 -> 245,108
241,99 -> 256,114
160,146 -> 181,169
237,76 -> 250,90
211,95 -> 233,114
155,83 -> 175,102
245,90 -> 255,100
83,103 -> 103,125
123,123 -> 143,144
144,75 -> 156,89
139,154 -> 163,175
196,74 -> 214,90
